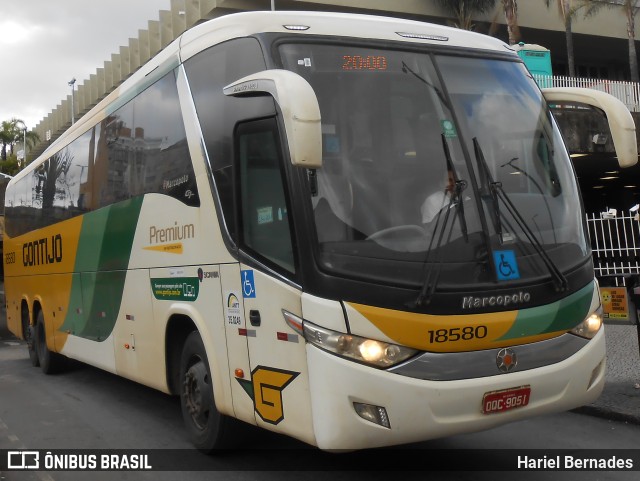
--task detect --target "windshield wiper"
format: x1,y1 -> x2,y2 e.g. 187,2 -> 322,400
412,184 -> 458,308
411,135 -> 468,308
402,61 -> 449,107
501,157 -> 558,245
472,138 -> 568,292
443,135 -> 468,243
473,138 -> 502,243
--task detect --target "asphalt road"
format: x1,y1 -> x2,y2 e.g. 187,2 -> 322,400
1,336 -> 639,480
1,284 -> 639,480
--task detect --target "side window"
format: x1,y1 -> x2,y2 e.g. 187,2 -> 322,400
184,37 -> 274,243
134,72 -> 199,205
100,70 -> 199,209
237,119 -> 295,273
5,70 -> 198,238
5,127 -> 94,237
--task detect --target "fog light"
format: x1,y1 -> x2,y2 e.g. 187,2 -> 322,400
588,360 -> 605,390
353,402 -> 391,429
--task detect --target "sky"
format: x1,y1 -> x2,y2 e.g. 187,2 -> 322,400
0,0 -> 172,131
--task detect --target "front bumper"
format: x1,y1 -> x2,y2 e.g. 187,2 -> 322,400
306,328 -> 606,450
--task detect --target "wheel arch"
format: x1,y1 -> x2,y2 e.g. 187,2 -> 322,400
20,298 -> 31,339
163,309 -> 232,416
165,314 -> 197,395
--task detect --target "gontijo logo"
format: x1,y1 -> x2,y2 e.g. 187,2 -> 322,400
236,366 -> 299,425
23,234 -> 63,266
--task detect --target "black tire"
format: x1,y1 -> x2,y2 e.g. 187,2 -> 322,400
179,331 -> 240,452
22,309 -> 39,367
34,310 -> 66,374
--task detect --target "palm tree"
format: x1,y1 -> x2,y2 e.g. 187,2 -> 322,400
502,0 -> 520,45
0,118 -> 40,163
544,0 -> 604,77
437,1 -> 520,44
580,1 -> 640,83
436,0 -> 498,30
621,0 -> 640,83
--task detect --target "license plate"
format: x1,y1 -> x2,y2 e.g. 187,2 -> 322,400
482,385 -> 531,414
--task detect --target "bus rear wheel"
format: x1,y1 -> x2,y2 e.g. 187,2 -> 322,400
179,331 -> 239,452
34,311 -> 66,374
22,311 -> 39,367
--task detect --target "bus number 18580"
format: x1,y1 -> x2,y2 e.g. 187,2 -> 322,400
428,326 -> 488,344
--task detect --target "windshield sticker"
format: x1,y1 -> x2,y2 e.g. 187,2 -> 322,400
493,250 -> 521,281
242,270 -> 256,298
324,135 -> 340,154
257,206 -> 273,225
441,119 -> 458,138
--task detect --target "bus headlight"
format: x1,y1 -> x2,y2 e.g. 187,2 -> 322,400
570,306 -> 603,339
302,320 -> 417,368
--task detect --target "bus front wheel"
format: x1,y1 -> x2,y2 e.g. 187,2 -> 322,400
179,331 -> 239,452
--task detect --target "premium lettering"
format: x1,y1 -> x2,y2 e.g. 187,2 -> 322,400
462,291 -> 531,309
23,234 -> 63,267
149,222 -> 195,244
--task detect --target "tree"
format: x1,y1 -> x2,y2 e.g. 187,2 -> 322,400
544,1 -> 604,77
40,150 -> 73,210
621,0 -> 640,83
436,0 -> 498,30
0,155 -> 20,176
437,1 -> 520,44
577,1 -> 640,82
502,0 -> 521,45
0,118 -> 40,164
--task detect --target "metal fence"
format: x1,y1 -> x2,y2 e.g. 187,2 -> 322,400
534,74 -> 640,113
586,211 -> 640,284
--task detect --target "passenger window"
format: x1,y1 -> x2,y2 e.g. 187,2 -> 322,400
237,119 -> 295,273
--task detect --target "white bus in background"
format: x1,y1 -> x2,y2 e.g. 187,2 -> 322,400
3,11 -> 636,451
0,172 -> 12,277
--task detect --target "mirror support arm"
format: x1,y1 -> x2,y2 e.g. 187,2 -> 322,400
224,69 -> 322,168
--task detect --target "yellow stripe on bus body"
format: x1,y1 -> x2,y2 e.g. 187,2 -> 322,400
347,302 -> 559,353
4,216 -> 84,349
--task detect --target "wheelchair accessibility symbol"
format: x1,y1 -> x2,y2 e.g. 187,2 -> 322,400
241,270 -> 256,298
493,250 -> 520,281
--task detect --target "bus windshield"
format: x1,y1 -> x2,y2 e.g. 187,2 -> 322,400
279,43 -> 588,291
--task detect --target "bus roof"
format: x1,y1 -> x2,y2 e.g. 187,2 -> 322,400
16,11 -> 514,186
180,11 -> 512,61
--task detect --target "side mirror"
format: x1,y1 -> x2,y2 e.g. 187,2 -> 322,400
542,87 -> 637,168
224,69 -> 322,169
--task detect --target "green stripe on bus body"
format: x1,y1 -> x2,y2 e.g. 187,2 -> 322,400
61,197 -> 144,341
498,282 -> 594,341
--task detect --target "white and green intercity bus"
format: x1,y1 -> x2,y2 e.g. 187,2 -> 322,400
3,11 -> 637,451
